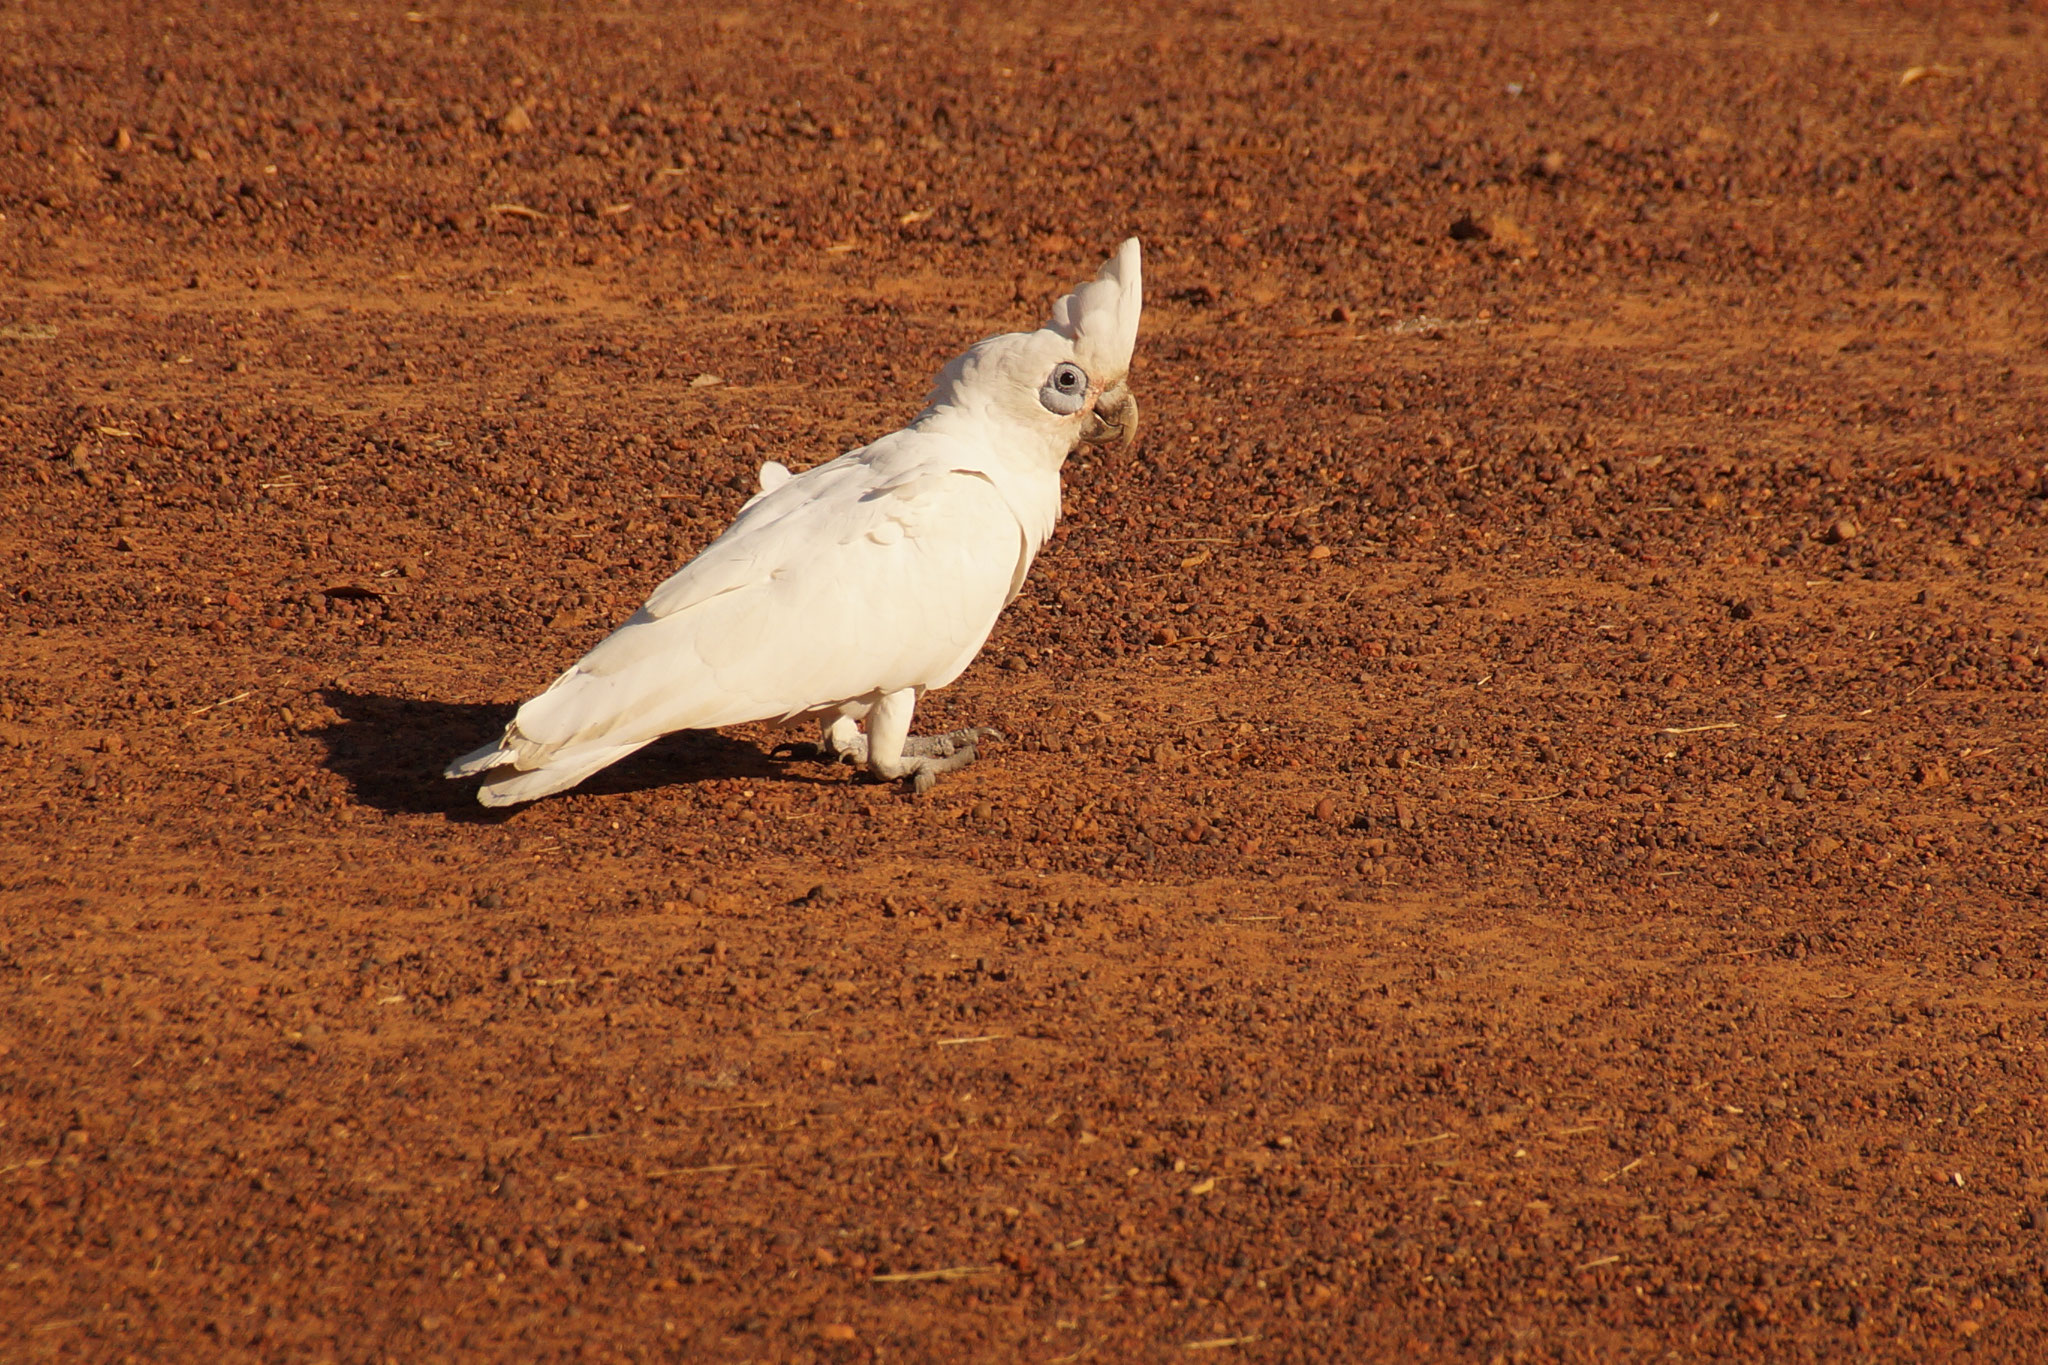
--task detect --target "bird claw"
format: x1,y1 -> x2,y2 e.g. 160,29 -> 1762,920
824,724 -> 1000,791
902,726 -> 1003,759
821,733 -> 869,767
895,728 -> 1000,794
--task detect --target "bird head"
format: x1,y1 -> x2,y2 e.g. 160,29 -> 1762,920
920,238 -> 1143,458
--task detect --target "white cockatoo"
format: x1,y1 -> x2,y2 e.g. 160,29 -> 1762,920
446,238 -> 1143,806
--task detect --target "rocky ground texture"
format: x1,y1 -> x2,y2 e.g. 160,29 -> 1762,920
2,1 -> 2046,1360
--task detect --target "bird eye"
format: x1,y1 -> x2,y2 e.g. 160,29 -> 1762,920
1038,362 -> 1089,415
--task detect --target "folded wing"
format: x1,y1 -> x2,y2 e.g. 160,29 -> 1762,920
452,432 -> 1023,805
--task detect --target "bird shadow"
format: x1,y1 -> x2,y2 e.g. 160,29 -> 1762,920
316,688 -> 834,818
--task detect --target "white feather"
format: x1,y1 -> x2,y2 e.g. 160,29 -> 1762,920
448,239 -> 1143,805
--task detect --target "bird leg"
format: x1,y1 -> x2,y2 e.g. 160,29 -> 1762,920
818,713 -> 867,765
772,712 -> 867,764
813,711 -> 995,773
862,687 -> 997,794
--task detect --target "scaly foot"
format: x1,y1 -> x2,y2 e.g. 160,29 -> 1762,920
903,726 -> 1002,760
862,689 -> 1002,794
822,723 -> 1002,781
893,729 -> 1000,794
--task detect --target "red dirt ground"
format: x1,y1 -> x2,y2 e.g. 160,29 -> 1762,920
3,1 -> 2047,1360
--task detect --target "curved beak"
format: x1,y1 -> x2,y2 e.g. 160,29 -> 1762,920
1082,380 -> 1139,448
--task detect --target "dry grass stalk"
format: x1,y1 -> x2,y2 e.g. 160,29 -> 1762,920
869,1265 -> 996,1283
1898,64 -> 1962,87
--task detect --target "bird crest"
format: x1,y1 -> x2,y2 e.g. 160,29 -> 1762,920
1045,237 -> 1142,386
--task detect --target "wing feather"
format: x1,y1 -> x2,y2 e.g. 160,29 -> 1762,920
496,438 -> 1019,771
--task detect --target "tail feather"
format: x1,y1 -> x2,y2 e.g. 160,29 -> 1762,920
444,737 -> 515,779
474,740 -> 652,808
